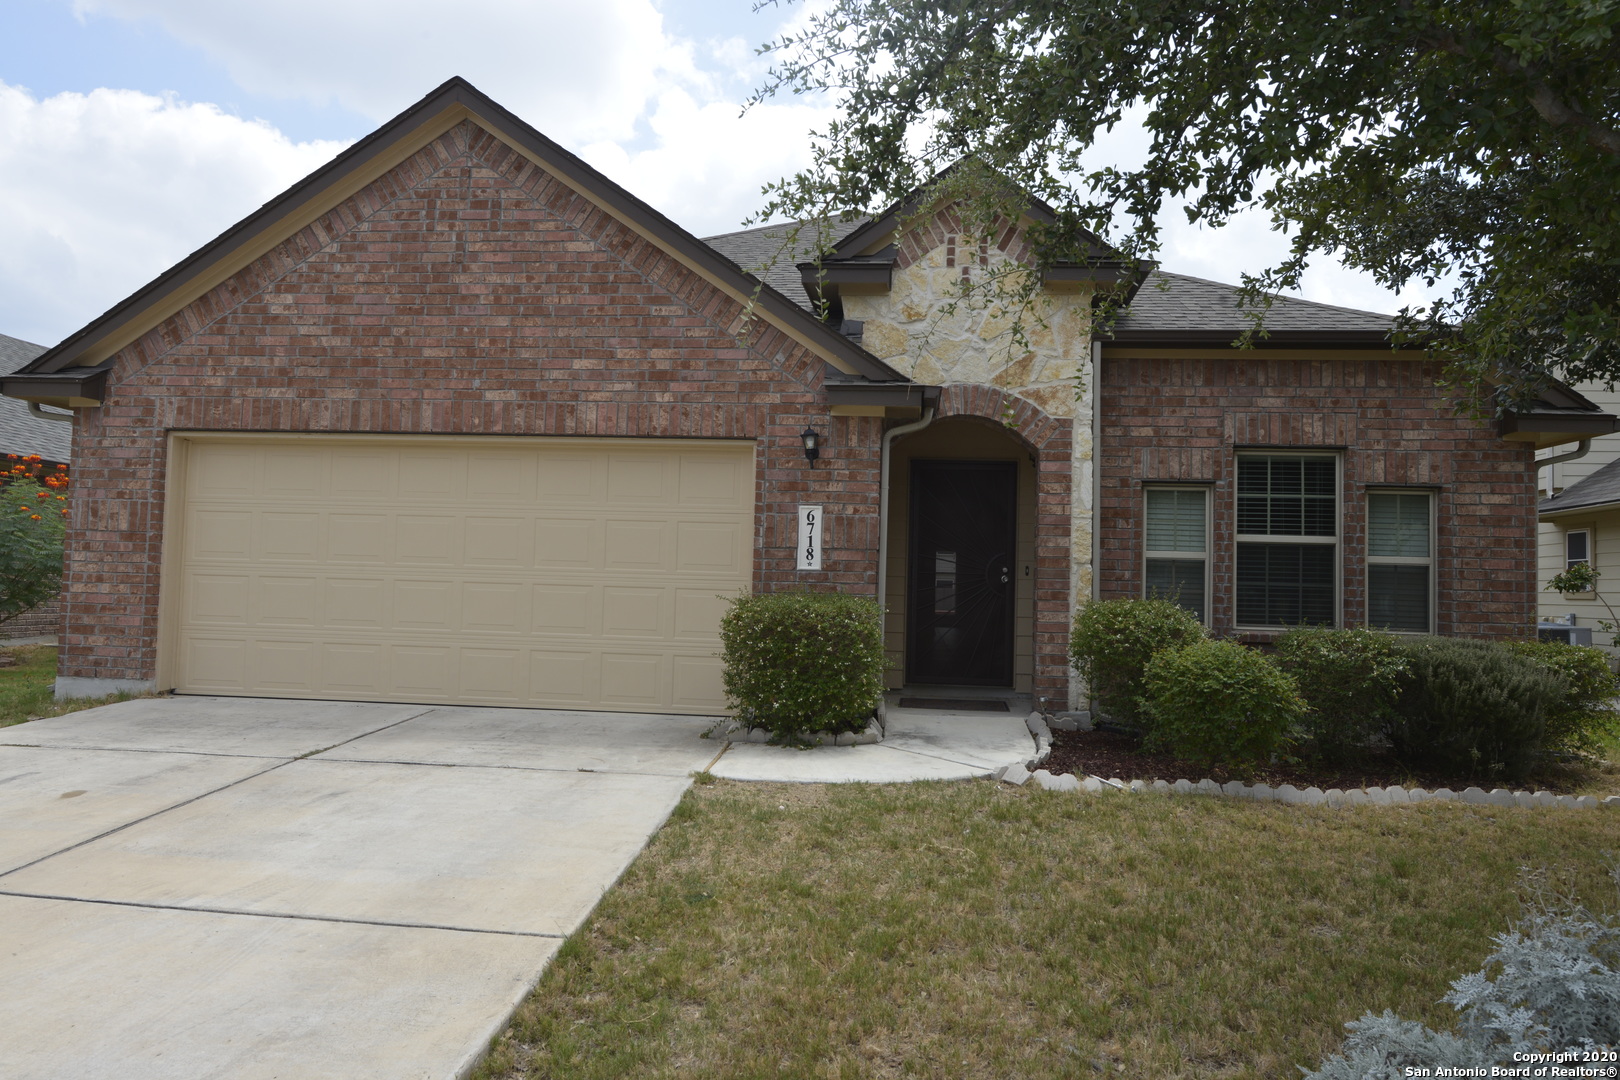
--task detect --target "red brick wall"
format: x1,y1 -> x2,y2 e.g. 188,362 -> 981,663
1098,353 -> 1538,639
60,120 -> 891,685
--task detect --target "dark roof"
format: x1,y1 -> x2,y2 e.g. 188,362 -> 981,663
1540,453 -> 1620,516
14,77 -> 902,385
703,218 -> 868,310
1107,271 -> 1398,346
0,334 -> 71,462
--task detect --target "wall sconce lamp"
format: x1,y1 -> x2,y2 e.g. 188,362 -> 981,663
800,426 -> 822,468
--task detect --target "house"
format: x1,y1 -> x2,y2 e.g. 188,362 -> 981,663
1533,384 -> 1620,649
0,332 -> 71,467
1539,448 -> 1620,648
1,77 -> 1597,712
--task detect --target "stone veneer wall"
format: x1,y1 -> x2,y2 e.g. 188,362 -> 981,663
839,208 -> 1095,703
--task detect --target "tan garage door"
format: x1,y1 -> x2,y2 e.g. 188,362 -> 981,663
165,436 -> 754,713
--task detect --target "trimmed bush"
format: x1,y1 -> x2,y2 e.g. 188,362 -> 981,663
1142,639 -> 1305,768
1273,627 -> 1408,765
1508,640 -> 1620,756
1388,638 -> 1565,782
1069,597 -> 1206,733
719,591 -> 884,738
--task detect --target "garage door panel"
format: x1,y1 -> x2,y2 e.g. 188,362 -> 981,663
599,653 -> 665,707
259,512 -> 320,562
394,580 -> 457,630
173,438 -> 752,713
187,574 -> 251,624
462,582 -> 525,633
535,519 -> 598,569
532,584 -> 595,635
604,520 -> 668,570
324,578 -> 387,628
395,515 -> 460,565
259,576 -> 320,627
330,452 -> 394,500
672,655 -> 725,710
189,510 -> 255,561
464,517 -> 529,567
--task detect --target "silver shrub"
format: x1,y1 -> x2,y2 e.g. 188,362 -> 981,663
1304,867 -> 1620,1079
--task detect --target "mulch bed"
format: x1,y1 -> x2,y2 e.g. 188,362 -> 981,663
1043,728 -> 1611,796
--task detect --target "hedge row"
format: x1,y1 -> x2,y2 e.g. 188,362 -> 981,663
1070,598 -> 1620,778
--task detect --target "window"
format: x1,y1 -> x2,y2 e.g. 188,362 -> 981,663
1235,455 -> 1337,627
1144,486 -> 1209,622
1567,529 -> 1591,572
1367,490 -> 1433,633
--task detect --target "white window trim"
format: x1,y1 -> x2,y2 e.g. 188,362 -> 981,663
1365,487 -> 1436,635
1564,526 -> 1595,598
1233,451 -> 1341,631
1143,484 -> 1212,625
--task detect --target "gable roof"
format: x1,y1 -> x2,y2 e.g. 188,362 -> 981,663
11,77 -> 902,387
704,218 -> 868,310
0,334 -> 71,462
1105,271 -> 1400,348
1541,452 -> 1620,517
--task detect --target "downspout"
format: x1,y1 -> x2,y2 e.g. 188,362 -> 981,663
29,403 -> 72,423
1090,340 -> 1102,602
876,404 -> 936,714
1539,438 -> 1592,473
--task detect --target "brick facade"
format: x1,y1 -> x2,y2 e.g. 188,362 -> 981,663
1098,352 -> 1539,638
58,120 -> 907,685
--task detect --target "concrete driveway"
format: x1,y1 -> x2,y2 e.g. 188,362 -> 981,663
0,696 -> 723,1080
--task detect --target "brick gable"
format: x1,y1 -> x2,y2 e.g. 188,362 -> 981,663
62,120 -> 884,683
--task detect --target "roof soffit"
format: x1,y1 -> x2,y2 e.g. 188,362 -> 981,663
25,78 -> 901,384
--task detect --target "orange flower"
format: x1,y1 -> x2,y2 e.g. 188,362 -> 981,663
29,515 -> 40,521
18,506 -> 29,511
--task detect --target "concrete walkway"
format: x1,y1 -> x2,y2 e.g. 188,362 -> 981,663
0,696 -> 1036,1079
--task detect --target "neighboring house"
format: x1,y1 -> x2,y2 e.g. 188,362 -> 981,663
1,77 -> 1600,712
1539,453 -> 1620,650
1535,384 -> 1620,646
0,332 -> 71,466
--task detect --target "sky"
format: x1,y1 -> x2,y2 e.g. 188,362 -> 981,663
0,0 -> 1443,348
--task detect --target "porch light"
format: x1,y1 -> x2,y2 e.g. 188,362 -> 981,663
800,426 -> 822,467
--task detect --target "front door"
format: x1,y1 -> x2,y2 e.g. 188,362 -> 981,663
906,460 -> 1016,685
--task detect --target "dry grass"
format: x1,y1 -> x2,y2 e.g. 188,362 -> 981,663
476,779 -> 1620,1080
0,646 -> 155,728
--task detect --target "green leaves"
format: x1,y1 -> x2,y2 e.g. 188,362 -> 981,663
719,591 -> 885,737
0,459 -> 68,627
755,0 -> 1620,408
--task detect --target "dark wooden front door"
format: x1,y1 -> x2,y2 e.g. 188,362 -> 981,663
906,460 -> 1017,686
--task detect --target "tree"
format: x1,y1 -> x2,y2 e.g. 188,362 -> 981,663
752,0 -> 1620,410
0,456 -> 70,625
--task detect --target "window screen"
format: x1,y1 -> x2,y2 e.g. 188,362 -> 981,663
1144,487 -> 1207,622
1367,491 -> 1431,633
1235,455 -> 1337,627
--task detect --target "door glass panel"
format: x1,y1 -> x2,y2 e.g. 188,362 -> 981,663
934,551 -> 957,614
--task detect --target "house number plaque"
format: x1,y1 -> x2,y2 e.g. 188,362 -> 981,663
797,505 -> 823,570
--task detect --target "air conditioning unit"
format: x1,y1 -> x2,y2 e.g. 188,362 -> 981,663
1537,624 -> 1594,646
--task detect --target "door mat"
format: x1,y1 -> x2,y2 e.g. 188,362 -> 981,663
897,697 -> 1011,712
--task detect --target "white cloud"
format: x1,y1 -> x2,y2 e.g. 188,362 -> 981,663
0,83 -> 348,345
71,0 -> 710,145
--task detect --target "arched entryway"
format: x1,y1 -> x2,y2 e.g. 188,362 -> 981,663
886,416 -> 1040,693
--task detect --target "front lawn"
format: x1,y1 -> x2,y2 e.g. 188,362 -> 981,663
0,646 -> 151,728
476,779 -> 1620,1080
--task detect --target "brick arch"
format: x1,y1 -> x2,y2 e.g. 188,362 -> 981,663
917,384 -> 1076,704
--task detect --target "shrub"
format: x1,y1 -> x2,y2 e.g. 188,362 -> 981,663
1273,627 -> 1408,765
0,456 -> 69,626
1142,639 -> 1305,768
719,591 -> 884,738
1388,637 -> 1564,782
1509,640 -> 1620,756
1304,867 -> 1620,1078
1069,597 -> 1206,733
